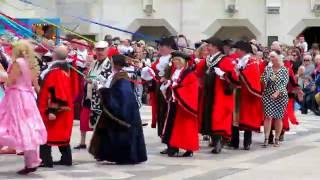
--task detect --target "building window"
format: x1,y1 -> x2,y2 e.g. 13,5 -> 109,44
268,36 -> 278,46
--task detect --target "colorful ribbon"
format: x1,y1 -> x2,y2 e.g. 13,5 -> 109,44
18,0 -> 160,42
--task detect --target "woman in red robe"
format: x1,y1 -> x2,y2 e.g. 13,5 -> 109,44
193,44 -> 209,130
161,51 -> 199,157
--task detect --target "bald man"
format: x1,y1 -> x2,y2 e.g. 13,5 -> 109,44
38,45 -> 74,168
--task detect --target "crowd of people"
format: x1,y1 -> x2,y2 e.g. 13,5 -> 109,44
0,30 -> 319,175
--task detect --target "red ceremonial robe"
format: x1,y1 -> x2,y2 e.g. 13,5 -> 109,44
149,58 -> 175,135
169,68 -> 199,151
282,60 -> 300,130
239,58 -> 263,132
38,64 -> 74,146
194,59 -> 206,130
211,56 -> 239,137
150,59 -> 160,128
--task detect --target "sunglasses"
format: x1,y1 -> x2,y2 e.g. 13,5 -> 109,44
304,59 -> 311,62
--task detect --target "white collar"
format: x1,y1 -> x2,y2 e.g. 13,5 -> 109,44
49,60 -> 66,67
239,54 -> 251,61
211,52 -> 221,58
159,54 -> 171,62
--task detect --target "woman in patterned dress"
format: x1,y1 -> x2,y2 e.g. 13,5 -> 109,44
262,51 -> 289,147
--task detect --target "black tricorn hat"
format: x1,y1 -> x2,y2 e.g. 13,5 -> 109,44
156,36 -> 178,50
233,40 -> 253,53
223,39 -> 234,47
171,51 -> 191,61
201,37 -> 223,50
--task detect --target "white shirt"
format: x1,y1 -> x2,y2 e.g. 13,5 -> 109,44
76,49 -> 88,68
298,42 -> 308,53
172,68 -> 183,87
118,45 -> 133,54
237,54 -> 251,69
156,54 -> 171,77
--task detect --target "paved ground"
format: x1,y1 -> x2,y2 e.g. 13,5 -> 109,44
1,106 -> 320,180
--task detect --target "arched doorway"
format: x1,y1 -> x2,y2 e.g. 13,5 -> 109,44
301,27 -> 320,48
128,18 -> 177,46
203,19 -> 261,42
133,26 -> 172,46
212,26 -> 256,41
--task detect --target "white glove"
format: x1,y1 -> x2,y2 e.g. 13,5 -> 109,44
97,75 -> 107,84
76,60 -> 86,68
97,83 -> 104,90
160,80 -> 171,91
66,58 -> 74,63
141,67 -> 155,81
237,63 -> 243,70
158,70 -> 165,77
214,67 -> 225,79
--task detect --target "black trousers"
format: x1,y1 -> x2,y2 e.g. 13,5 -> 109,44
231,126 -> 252,148
40,144 -> 72,166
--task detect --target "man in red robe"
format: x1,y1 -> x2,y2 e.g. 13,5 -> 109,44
231,41 -> 263,150
38,45 -> 74,168
142,37 -> 178,154
197,37 -> 239,154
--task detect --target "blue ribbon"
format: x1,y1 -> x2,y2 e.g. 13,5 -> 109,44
0,15 -> 33,37
0,13 -> 47,47
19,0 -> 160,42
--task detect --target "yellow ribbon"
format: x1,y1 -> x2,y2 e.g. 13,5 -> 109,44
2,0 -> 96,44
39,18 -> 96,44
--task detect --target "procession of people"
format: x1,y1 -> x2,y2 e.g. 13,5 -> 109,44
0,27 -> 320,175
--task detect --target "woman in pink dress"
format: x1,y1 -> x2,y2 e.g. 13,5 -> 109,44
0,40 -> 47,175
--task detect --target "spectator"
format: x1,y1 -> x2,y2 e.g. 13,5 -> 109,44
315,72 -> 320,106
104,34 -> 113,45
313,55 -> 320,76
297,66 -> 306,88
310,43 -> 320,59
177,34 -> 189,50
291,49 -> 303,74
118,39 -> 133,55
300,76 -> 316,114
297,36 -> 308,53
302,54 -> 315,77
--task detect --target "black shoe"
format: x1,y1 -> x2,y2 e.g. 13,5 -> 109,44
160,148 -> 168,154
227,142 -> 239,149
53,160 -> 72,166
168,151 -> 179,157
268,139 -> 274,144
142,123 -> 148,126
74,144 -> 87,150
211,139 -> 222,154
39,163 -> 53,168
269,133 -> 274,144
243,144 -> 251,150
167,148 -> 179,157
181,151 -> 193,157
203,135 -> 210,141
279,134 -> 284,142
17,167 -> 37,175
